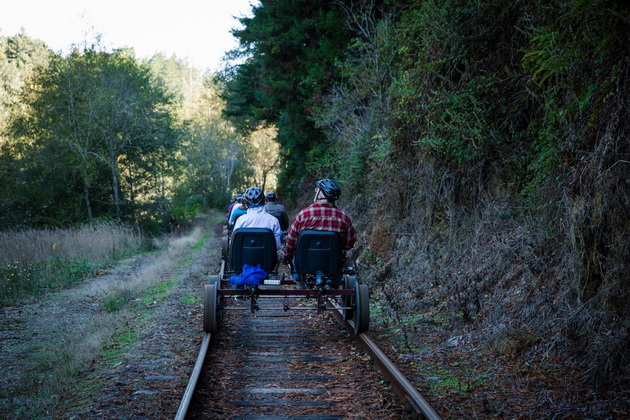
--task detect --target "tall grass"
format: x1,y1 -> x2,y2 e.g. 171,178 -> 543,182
0,221 -> 143,266
0,221 -> 144,306
0,224 -> 206,417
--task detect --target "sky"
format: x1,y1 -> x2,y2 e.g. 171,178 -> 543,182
0,0 -> 257,71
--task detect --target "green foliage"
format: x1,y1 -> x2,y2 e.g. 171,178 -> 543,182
145,52 -> 203,106
0,32 -> 54,228
104,291 -> 133,313
0,262 -> 37,305
390,1 -> 531,173
100,330 -> 137,362
172,75 -> 252,211
179,294 -> 201,305
0,257 -> 98,307
4,47 -> 181,230
190,234 -> 209,251
421,365 -> 493,395
138,279 -> 177,306
0,31 -> 50,134
309,3 -> 399,192
172,194 -> 208,224
216,0 -> 629,392
222,0 -> 354,194
519,0 -> 628,204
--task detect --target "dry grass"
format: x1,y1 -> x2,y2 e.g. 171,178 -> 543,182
0,221 -> 145,306
0,221 -> 143,267
351,139 -> 629,399
78,226 -> 203,301
0,223 -> 208,417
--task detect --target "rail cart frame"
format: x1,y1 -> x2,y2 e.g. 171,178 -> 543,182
204,227 -> 369,335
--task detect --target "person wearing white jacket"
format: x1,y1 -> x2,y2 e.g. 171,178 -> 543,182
234,186 -> 282,250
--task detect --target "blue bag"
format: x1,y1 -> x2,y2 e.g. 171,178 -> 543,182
229,264 -> 268,286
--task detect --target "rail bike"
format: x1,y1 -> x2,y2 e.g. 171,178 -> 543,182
203,227 -> 370,335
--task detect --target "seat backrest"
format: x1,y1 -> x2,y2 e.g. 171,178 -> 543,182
294,230 -> 341,275
230,228 -> 277,274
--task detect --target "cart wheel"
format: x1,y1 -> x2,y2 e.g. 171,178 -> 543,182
342,275 -> 357,321
203,284 -> 218,333
208,275 -> 220,286
353,283 -> 370,335
208,275 -> 223,308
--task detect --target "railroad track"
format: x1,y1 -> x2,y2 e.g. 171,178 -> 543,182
175,285 -> 441,419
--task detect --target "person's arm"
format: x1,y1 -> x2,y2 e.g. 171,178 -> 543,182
273,222 -> 281,250
229,208 -> 237,224
342,215 -> 357,250
283,217 -> 300,260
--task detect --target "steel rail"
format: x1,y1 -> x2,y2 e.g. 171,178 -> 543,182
174,333 -> 211,420
174,253 -> 226,419
175,297 -> 440,419
330,301 -> 441,420
176,248 -> 439,419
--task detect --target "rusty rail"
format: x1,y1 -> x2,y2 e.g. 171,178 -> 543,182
176,255 -> 440,419
174,333 -> 211,420
330,301 -> 441,420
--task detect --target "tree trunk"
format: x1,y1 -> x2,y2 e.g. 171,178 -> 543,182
110,153 -> 121,219
83,180 -> 93,221
224,158 -> 236,195
128,170 -> 136,224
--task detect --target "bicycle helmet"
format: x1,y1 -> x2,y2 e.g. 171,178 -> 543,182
244,187 -> 265,207
315,179 -> 341,201
265,191 -> 277,201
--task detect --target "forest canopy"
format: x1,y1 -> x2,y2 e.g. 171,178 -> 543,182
0,32 -> 279,232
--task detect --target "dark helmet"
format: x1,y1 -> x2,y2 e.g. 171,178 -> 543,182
265,191 -> 277,201
315,178 -> 341,201
235,194 -> 244,202
244,187 -> 265,207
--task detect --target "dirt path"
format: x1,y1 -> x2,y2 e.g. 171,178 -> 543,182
0,216 -> 221,418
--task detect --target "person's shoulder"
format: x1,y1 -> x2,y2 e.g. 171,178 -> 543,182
299,202 -> 320,213
292,205 -> 310,220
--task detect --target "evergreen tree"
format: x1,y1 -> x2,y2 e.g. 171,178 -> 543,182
222,0 -> 353,192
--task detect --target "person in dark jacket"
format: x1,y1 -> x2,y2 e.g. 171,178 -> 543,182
264,191 -> 289,231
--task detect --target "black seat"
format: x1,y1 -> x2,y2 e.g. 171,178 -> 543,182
230,228 -> 277,274
294,230 -> 341,284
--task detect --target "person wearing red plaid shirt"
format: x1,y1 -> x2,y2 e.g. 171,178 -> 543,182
283,178 -> 356,264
